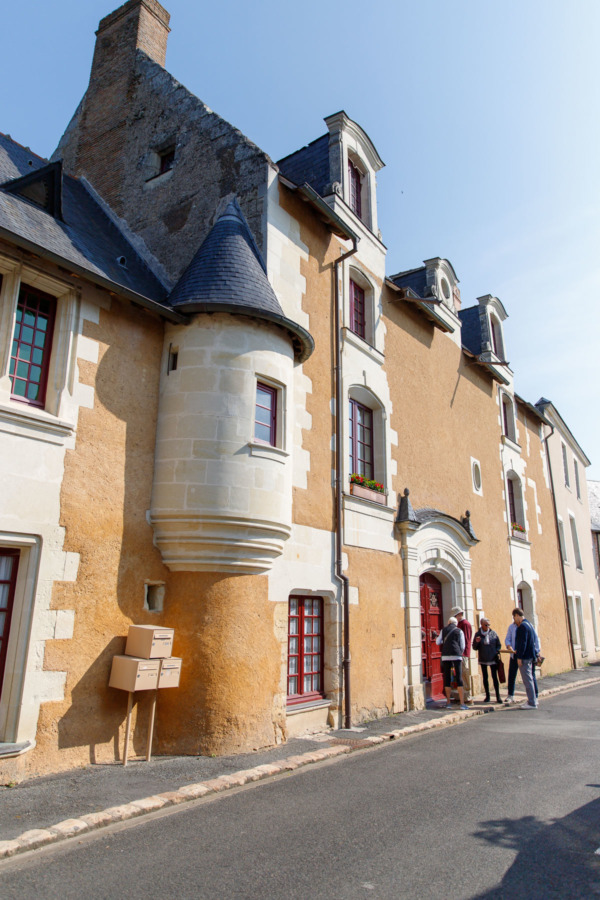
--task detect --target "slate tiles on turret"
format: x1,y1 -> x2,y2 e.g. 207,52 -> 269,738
168,198 -> 314,362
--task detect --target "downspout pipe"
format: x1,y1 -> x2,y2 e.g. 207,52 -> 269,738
543,423 -> 577,669
333,237 -> 358,729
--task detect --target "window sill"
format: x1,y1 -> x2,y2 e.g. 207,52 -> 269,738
509,533 -> 530,547
342,328 -> 384,365
501,435 -> 521,453
248,441 -> 289,463
0,400 -> 74,445
0,740 -> 34,759
286,697 -> 330,715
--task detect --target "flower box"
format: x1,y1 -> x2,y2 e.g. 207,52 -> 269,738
511,526 -> 527,540
350,483 -> 387,505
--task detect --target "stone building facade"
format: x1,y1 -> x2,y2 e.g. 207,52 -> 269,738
0,0 -> 578,780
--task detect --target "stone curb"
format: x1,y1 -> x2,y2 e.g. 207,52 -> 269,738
1,674 -> 598,861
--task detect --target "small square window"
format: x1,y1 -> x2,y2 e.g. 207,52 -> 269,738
159,147 -> 175,175
144,583 -> 165,612
255,382 -> 277,446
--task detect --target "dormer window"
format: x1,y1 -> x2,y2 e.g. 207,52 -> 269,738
348,158 -> 362,219
490,315 -> 504,358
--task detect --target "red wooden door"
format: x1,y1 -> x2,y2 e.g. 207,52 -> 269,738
420,573 -> 444,701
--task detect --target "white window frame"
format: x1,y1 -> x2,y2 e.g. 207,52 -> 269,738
347,267 -> 376,348
0,534 -> 41,744
567,593 -> 580,648
347,385 -> 387,494
557,517 -> 568,564
590,595 -> 599,650
248,375 -> 288,463
562,443 -> 570,488
575,594 -> 586,652
569,514 -> 583,571
0,255 -> 79,430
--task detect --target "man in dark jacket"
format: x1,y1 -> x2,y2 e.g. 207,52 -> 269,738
513,608 -> 539,709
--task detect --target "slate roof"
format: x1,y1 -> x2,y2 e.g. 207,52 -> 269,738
389,266 -> 427,297
458,305 -> 483,355
0,133 -> 174,315
277,134 -> 330,195
169,199 -> 314,362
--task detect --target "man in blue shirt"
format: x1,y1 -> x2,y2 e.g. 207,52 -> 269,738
505,612 -> 541,704
513,608 -> 540,709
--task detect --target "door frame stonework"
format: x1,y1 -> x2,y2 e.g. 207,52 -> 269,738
398,516 -> 476,710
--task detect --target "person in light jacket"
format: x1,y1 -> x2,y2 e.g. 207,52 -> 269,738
472,616 -> 502,703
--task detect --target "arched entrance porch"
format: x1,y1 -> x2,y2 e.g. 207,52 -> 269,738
396,492 -> 478,709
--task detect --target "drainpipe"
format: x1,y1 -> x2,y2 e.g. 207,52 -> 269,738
333,237 -> 358,729
543,423 -> 577,668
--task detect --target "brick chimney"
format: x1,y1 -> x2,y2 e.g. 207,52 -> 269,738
57,1 -> 171,211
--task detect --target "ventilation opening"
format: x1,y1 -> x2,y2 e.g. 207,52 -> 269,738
144,583 -> 165,612
167,345 -> 178,374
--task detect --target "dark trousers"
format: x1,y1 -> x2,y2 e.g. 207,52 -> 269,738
481,664 -> 501,701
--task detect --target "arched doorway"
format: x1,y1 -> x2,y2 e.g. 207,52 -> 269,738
420,573 -> 444,701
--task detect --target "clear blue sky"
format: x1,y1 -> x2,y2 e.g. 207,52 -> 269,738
2,0 -> 599,477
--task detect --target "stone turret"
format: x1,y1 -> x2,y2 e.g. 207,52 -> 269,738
150,199 -> 313,574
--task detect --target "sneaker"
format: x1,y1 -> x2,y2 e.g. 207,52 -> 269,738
504,697 -> 516,704
518,702 -> 538,709
459,705 -> 469,710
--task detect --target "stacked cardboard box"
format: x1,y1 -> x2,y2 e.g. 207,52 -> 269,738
109,625 -> 182,692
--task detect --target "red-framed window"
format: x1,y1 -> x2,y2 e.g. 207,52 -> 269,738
349,279 -> 366,339
254,382 -> 277,446
348,159 -> 362,219
507,478 -> 517,525
287,596 -> 323,704
9,286 -> 56,407
0,550 -> 19,700
349,399 -> 373,479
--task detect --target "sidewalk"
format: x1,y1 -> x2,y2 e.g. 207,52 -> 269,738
1,663 -> 599,859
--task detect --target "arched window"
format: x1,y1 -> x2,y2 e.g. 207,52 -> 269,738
490,314 -> 504,359
346,152 -> 371,228
507,472 -> 526,535
501,392 -> 517,443
348,268 -> 375,345
348,386 -> 386,489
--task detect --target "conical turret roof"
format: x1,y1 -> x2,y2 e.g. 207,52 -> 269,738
169,199 -> 313,362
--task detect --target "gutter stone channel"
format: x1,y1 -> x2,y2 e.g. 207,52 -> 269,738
1,666 -> 599,861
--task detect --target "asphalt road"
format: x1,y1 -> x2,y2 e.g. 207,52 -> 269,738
2,685 -> 599,899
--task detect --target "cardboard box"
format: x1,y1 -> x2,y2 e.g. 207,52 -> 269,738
109,655 -> 160,692
158,657 -> 182,689
125,625 -> 174,659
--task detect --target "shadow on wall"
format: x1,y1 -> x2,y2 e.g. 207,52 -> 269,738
468,793 -> 600,899
55,306 -> 170,763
